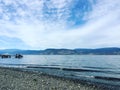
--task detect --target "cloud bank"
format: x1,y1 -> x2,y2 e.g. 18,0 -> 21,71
0,0 -> 120,49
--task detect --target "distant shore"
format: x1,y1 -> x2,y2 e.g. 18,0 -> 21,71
1,47 -> 120,55
0,67 -> 117,90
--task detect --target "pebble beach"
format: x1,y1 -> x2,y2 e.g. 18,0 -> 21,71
0,67 -> 115,90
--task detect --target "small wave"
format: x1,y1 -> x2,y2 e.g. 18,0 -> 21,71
74,74 -> 94,78
74,74 -> 120,81
82,66 -> 114,69
0,64 -> 27,68
26,66 -> 107,72
94,76 -> 120,81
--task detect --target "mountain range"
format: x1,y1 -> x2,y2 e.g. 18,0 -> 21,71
0,47 -> 120,55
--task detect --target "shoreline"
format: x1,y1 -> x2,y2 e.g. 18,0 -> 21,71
0,67 -> 118,90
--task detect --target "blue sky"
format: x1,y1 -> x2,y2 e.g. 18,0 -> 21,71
0,0 -> 120,49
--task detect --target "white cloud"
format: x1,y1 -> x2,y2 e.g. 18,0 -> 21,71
79,0 -> 120,48
0,0 -> 120,49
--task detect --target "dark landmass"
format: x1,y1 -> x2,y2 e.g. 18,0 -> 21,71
0,47 -> 120,55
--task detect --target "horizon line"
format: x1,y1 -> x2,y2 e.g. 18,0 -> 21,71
0,47 -> 120,50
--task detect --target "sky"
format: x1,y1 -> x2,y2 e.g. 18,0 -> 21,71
0,0 -> 120,50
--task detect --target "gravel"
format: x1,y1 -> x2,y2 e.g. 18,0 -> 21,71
0,67 -> 104,90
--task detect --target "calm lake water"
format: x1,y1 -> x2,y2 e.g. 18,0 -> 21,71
0,55 -> 120,87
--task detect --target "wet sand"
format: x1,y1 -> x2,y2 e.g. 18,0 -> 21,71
0,67 -> 114,90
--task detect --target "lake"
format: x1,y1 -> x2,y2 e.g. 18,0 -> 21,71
0,55 -> 120,87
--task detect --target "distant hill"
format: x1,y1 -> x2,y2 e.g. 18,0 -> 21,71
0,47 -> 120,55
74,47 -> 120,55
